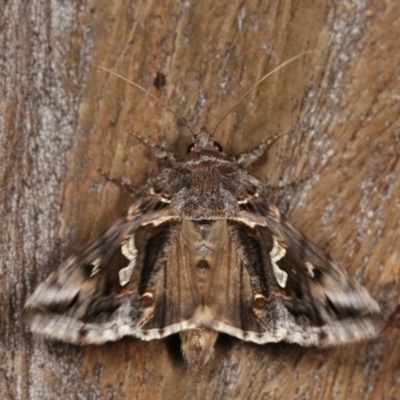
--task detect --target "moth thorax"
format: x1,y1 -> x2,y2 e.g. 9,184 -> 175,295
179,327 -> 218,368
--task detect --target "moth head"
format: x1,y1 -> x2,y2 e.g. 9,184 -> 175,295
187,127 -> 223,153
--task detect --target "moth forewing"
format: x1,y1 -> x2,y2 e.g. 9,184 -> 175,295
24,97 -> 383,368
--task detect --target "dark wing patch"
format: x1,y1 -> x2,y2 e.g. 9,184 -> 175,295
23,204 -> 184,344
216,219 -> 383,346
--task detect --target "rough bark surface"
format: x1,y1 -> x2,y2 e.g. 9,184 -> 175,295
1,0 -> 399,399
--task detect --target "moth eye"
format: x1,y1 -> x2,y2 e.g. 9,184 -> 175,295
186,143 -> 195,153
213,141 -> 223,152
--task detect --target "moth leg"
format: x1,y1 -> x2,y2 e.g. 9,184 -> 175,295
236,131 -> 289,167
131,131 -> 176,164
96,168 -> 137,194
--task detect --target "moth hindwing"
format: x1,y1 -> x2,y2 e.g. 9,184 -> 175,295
24,127 -> 383,368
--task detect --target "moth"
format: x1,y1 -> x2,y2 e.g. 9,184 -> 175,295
24,66 -> 383,368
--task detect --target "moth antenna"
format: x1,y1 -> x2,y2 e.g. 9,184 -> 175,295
211,50 -> 312,137
93,65 -> 194,136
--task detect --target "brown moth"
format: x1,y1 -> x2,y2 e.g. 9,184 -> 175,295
24,65 -> 383,368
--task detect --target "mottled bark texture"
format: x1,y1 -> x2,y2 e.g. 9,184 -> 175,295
1,0 -> 399,399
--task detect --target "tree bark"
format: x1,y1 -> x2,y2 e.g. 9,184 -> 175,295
1,0 -> 399,399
